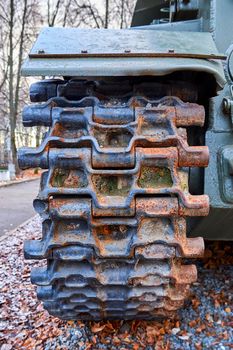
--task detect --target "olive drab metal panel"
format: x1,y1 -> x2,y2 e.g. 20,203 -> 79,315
21,28 -> 225,88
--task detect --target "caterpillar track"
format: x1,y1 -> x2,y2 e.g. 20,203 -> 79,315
18,79 -> 208,320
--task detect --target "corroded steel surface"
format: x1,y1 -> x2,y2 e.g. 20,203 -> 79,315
29,79 -> 199,103
29,52 -> 226,60
18,79 -> 208,320
20,96 -> 208,169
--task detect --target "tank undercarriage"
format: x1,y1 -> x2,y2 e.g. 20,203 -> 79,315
19,78 -> 208,320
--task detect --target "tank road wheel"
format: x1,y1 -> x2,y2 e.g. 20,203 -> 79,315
18,79 -> 208,320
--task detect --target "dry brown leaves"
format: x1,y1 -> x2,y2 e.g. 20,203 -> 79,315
0,219 -> 232,350
203,242 -> 233,268
16,169 -> 42,180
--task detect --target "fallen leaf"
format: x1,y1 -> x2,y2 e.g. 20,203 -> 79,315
189,320 -> 197,327
91,323 -> 106,333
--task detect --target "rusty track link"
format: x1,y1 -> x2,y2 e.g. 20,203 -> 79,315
29,79 -> 199,103
25,197 -> 204,259
20,96 -> 208,169
18,79 -> 208,320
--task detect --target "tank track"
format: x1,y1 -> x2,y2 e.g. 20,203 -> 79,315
18,79 -> 208,320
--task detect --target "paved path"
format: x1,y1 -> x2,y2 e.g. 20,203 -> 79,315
0,179 -> 40,236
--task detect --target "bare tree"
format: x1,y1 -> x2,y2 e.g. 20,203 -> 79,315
8,0 -> 29,174
45,0 -> 102,28
69,0 -> 104,28
113,0 -> 136,28
0,0 -> 40,176
47,0 -> 61,26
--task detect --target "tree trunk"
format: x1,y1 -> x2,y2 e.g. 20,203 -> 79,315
105,0 -> 109,28
8,0 -> 28,176
36,126 -> 42,147
8,0 -> 17,177
120,0 -> 124,28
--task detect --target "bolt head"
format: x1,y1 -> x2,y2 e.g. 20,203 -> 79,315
223,98 -> 231,114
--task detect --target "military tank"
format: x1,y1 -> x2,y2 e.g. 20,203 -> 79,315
18,0 -> 233,320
